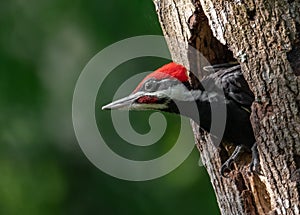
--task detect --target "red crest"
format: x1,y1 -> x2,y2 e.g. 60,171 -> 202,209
133,62 -> 188,93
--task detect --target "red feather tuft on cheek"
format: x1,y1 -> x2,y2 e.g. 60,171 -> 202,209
137,96 -> 158,104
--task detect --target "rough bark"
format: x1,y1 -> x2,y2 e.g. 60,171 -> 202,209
153,0 -> 300,214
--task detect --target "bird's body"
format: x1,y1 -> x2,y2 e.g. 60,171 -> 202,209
204,65 -> 256,150
102,62 -> 259,176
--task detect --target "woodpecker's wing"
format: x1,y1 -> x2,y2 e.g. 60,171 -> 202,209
200,65 -> 254,109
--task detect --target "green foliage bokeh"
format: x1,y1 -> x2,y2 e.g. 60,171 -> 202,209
0,0 -> 219,214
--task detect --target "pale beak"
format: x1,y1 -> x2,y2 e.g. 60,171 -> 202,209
102,92 -> 144,110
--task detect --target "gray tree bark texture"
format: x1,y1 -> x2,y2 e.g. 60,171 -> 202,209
153,0 -> 300,214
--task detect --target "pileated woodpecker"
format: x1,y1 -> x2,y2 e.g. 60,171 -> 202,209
102,62 -> 259,177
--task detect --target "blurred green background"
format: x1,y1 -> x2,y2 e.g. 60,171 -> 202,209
0,0 -> 219,214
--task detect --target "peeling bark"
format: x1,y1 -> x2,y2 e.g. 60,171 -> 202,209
153,0 -> 300,214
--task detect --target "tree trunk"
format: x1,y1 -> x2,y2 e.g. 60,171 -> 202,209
153,0 -> 300,214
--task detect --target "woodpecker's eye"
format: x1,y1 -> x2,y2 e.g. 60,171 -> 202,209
144,80 -> 158,92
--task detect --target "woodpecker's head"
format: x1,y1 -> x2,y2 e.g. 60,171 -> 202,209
102,62 -> 192,112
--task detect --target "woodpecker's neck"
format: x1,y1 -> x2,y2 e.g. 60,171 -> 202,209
167,90 -> 216,132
